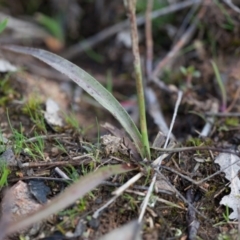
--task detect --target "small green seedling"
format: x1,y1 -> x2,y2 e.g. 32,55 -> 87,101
106,69 -> 113,93
180,65 -> 201,88
63,111 -> 81,133
7,112 -> 26,155
180,65 -> 201,78
54,139 -> 68,155
123,193 -> 138,211
0,19 -> 8,34
211,60 -> 227,111
64,165 -> 79,181
214,0 -> 234,31
85,48 -> 105,63
27,132 -> 45,160
0,161 -> 10,188
225,117 -> 239,127
36,13 -> 64,42
0,74 -> 16,106
222,205 -> 230,223
22,95 -> 46,132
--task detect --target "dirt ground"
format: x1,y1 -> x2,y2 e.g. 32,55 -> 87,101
1,0 -> 240,239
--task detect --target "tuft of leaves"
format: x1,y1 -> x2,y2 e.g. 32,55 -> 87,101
2,46 -> 144,158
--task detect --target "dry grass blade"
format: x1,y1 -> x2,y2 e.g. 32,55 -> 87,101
0,164 -> 135,239
99,220 -> 142,240
125,0 -> 150,159
2,45 -> 144,158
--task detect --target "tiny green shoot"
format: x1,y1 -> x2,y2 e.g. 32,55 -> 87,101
63,111 -> 81,133
222,205 -> 230,223
106,69 -> 113,93
0,161 -> 10,188
211,60 -> 227,111
36,13 -> 64,42
54,139 -> 68,155
7,111 -> 26,155
85,48 -> 105,63
0,19 -> 8,34
64,165 -> 79,181
29,132 -> 45,160
22,95 -> 46,132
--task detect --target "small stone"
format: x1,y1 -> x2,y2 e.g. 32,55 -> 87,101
1,181 -> 43,236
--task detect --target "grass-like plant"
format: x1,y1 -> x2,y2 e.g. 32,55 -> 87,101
3,45 -> 149,159
0,3 -> 150,237
1,2 -> 151,160
0,163 -> 10,189
125,0 -> 150,159
211,60 -> 227,112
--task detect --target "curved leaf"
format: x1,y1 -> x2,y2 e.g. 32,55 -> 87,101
0,164 -> 135,238
3,46 -> 143,158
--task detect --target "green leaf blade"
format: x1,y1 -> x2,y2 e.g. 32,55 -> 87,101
3,46 -> 143,158
0,19 -> 8,34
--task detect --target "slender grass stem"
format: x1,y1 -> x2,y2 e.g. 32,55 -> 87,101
211,60 -> 227,111
125,0 -> 151,159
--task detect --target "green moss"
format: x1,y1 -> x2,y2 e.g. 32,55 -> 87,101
225,117 -> 239,127
0,76 -> 16,106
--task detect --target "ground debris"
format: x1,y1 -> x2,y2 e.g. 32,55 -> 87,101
1,181 -> 43,237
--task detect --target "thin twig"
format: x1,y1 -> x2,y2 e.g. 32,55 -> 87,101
223,0 -> 240,13
145,87 -> 175,138
102,181 -> 149,190
161,155 -> 240,185
151,22 -> 197,78
9,176 -> 72,183
138,91 -> 182,223
54,167 -> 71,180
156,170 -> 209,222
205,112 -> 240,117
226,85 -> 240,113
151,146 -> 239,156
92,172 -> 143,219
112,172 -> 143,195
62,0 -> 201,59
24,134 -> 69,143
200,101 -> 218,137
145,0 -> 153,80
172,1 -> 200,45
125,189 -> 186,210
20,155 -> 94,168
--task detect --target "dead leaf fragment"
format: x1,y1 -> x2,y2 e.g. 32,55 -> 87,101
44,98 -> 63,127
215,153 -> 240,219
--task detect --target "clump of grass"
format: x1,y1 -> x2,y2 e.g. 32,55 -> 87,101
8,123 -> 26,156
64,165 -> 79,181
54,139 -> 68,155
25,132 -> 45,160
22,95 -> 46,132
0,74 -> 16,106
63,111 -> 81,133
